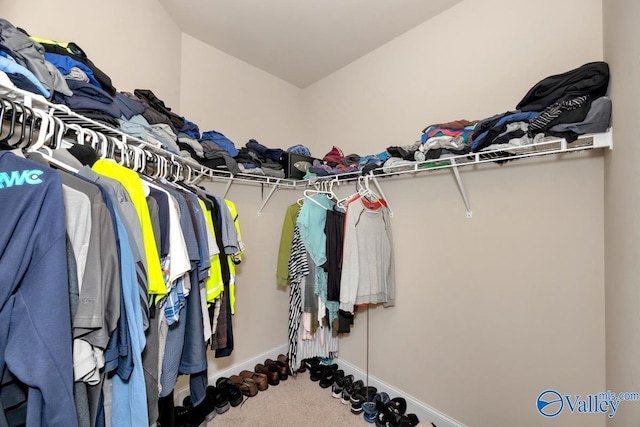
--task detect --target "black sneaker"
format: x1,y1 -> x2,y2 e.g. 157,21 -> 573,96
177,391 -> 217,427
319,365 -> 339,388
309,363 -> 324,381
209,386 -> 230,414
216,377 -> 243,407
332,374 -> 353,398
342,379 -> 364,404
350,393 -> 365,415
157,391 -> 175,427
363,386 -> 378,402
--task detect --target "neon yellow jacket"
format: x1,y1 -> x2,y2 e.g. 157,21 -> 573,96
205,200 -> 243,314
92,160 -> 166,296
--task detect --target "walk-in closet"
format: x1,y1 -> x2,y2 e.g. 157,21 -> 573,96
0,1 -> 637,427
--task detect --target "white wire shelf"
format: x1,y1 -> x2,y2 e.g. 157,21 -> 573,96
0,83 -> 612,216
293,130 -> 612,218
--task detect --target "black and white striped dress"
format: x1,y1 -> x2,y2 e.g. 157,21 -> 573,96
287,225 -> 308,372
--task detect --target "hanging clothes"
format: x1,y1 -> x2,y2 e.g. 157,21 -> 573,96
296,194 -> 340,324
277,203 -> 301,287
92,159 -> 166,298
0,151 -> 78,427
339,197 -> 395,312
281,199 -> 340,373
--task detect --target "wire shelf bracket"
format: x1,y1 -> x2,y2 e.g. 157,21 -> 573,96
257,180 -> 282,216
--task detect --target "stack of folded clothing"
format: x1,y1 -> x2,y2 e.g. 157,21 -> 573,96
192,130 -> 239,174
114,92 -> 147,119
386,142 -> 421,161
175,120 -> 202,158
380,61 -> 613,171
514,61 -> 611,143
31,35 -> 116,95
292,145 -> 388,179
357,152 -> 390,175
469,111 -> 539,152
236,139 -> 285,178
469,61 -> 611,154
180,119 -> 200,139
0,19 -> 72,99
419,119 -> 477,158
0,51 -> 50,98
53,79 -> 121,127
306,146 -> 345,176
45,52 -> 102,89
202,131 -> 239,157
134,88 -> 184,133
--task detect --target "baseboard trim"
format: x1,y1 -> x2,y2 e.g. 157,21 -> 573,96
175,343 -> 288,405
335,358 -> 468,427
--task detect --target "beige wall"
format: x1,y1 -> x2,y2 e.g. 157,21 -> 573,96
603,1 -> 640,426
303,0 -> 606,426
0,0 -> 182,108
178,33 -> 304,374
179,33 -> 303,149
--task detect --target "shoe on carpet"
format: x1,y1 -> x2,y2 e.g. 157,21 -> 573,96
265,358 -> 289,380
157,391 -> 175,427
255,363 -> 280,386
350,393 -> 365,415
341,379 -> 364,404
230,374 -> 259,397
319,365 -> 339,388
215,377 -> 244,407
277,353 -> 293,376
332,374 -> 353,398
239,369 -> 269,391
209,385 -> 230,414
362,401 -> 378,424
175,390 -> 216,427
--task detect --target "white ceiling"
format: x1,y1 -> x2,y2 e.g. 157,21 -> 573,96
159,0 -> 462,88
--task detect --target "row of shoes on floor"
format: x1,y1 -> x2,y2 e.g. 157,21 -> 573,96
302,357 -> 429,427
158,354 -> 292,427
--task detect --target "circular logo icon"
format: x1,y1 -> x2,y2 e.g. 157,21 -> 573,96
537,390 -> 564,417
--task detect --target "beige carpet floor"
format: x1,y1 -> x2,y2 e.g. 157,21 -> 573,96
204,371 -> 369,426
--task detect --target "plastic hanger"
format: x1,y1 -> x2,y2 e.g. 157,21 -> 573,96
183,162 -> 194,184
108,136 -> 118,163
48,116 -> 66,150
65,123 -> 85,147
358,175 -> 380,203
8,101 -> 24,147
170,158 -> 182,182
296,181 -> 333,210
0,98 -> 18,146
28,109 -> 52,152
16,104 -> 35,149
26,115 -> 79,173
83,128 -> 101,157
21,105 -> 37,150
0,98 -> 6,138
